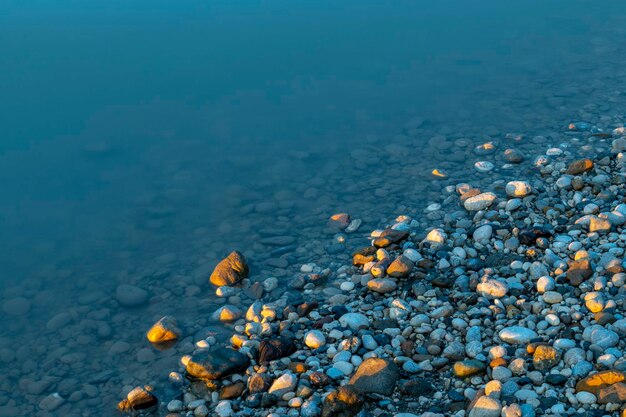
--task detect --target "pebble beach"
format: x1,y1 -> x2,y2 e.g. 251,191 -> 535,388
109,119 -> 626,417
4,2 -> 626,417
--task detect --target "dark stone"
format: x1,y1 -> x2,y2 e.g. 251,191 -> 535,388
258,337 -> 297,364
349,358 -> 399,396
518,227 -> 553,246
309,371 -> 332,387
399,378 -> 436,397
545,374 -> 568,386
431,276 -> 453,288
210,251 -> 249,286
186,348 -> 250,380
297,301 -> 318,317
321,385 -> 363,417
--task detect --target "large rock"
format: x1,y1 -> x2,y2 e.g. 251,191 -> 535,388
576,370 -> 626,396
210,251 -> 249,286
321,385 -> 362,417
258,337 -> 297,364
349,358 -> 399,396
146,316 -> 180,344
186,349 -> 250,380
117,386 -> 158,411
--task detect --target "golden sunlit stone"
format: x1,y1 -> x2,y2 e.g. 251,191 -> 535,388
146,316 -> 180,344
576,370 -> 626,395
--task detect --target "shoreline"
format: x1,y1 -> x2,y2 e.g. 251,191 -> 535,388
117,121 -> 626,417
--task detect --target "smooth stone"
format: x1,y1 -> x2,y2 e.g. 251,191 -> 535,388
339,313 -> 370,330
268,373 -> 298,397
2,297 -> 31,316
367,279 -> 397,294
506,181 -> 532,198
498,327 -> 538,344
464,192 -> 497,211
115,284 -> 149,307
185,349 -> 250,380
210,251 -> 249,286
146,315 -> 181,344
468,396 -> 502,417
349,358 -> 399,396
304,330 -> 326,349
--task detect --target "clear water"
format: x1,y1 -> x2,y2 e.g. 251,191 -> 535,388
1,0 -> 626,415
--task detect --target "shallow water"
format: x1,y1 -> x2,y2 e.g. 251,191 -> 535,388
1,0 -> 626,415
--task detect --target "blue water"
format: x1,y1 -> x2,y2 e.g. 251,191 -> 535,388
1,0 -> 626,414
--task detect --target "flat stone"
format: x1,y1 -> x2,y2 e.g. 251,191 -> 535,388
498,327 -> 538,344
453,360 -> 485,377
349,358 -> 399,396
2,297 -> 31,316
115,284 -> 149,307
373,229 -> 409,248
210,251 -> 249,286
367,279 -> 397,294
566,159 -> 594,175
186,349 -> 250,380
339,313 -> 370,330
464,192 -> 497,211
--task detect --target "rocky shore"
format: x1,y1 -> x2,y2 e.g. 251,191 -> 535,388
114,123 -> 626,417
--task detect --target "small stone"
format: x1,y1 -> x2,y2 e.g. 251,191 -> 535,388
506,181 -> 532,198
453,360 -> 485,377
575,391 -> 597,404
542,291 -> 563,304
210,251 -> 249,286
329,213 -> 351,229
566,159 -> 594,175
117,386 -> 158,411
268,373 -> 298,397
146,315 -> 180,344
567,259 -> 593,286
532,345 -> 561,371
477,278 -> 508,298
304,330 -> 326,349
589,216 -> 611,233
2,297 -> 31,316
387,256 -> 414,278
115,284 -> 149,307
468,395 -> 502,417
339,313 -> 370,330
321,386 -> 362,417
258,337 -> 297,363
39,393 -> 65,411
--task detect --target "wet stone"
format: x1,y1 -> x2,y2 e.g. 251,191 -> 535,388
117,386 -> 157,412
258,337 -> 297,363
146,315 -> 180,344
321,386 -> 362,417
210,250 -> 249,286
115,284 -> 149,307
185,348 -> 250,380
566,159 -> 594,175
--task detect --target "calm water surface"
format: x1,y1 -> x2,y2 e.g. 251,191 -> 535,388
1,0 -> 626,415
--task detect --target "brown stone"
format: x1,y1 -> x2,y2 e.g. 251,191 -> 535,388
576,370 -> 626,395
329,213 -> 351,229
118,386 -> 158,411
598,382 -> 626,404
210,251 -> 249,286
460,188 -> 481,203
373,229 -> 409,248
387,255 -> 414,278
146,316 -> 181,344
219,381 -> 245,399
566,159 -> 594,175
247,373 -> 272,394
567,258 -> 593,286
309,371 -> 332,387
288,362 -> 308,373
